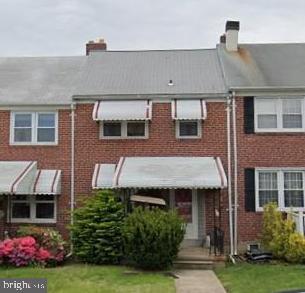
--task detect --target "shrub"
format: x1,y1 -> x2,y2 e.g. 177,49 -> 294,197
0,236 -> 51,267
123,207 -> 186,270
285,233 -> 305,263
17,226 -> 66,264
262,202 -> 305,263
70,190 -> 125,264
262,203 -> 295,258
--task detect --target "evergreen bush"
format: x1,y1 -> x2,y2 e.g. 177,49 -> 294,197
123,207 -> 185,270
70,190 -> 124,264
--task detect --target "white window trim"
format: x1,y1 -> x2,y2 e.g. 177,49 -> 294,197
255,168 -> 305,212
175,120 -> 202,139
254,97 -> 305,133
10,111 -> 58,145
9,195 -> 57,224
100,121 -> 149,139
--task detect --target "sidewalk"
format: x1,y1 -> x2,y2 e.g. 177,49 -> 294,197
174,270 -> 226,293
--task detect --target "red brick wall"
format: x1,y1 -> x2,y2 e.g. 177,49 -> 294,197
0,102 -> 229,243
74,102 -> 228,194
0,109 -> 71,239
74,102 -> 229,240
236,96 -> 305,246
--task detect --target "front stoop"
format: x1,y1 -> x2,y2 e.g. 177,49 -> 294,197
173,247 -> 226,270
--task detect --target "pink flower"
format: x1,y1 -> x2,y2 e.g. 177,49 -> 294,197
19,236 -> 36,247
36,248 -> 51,261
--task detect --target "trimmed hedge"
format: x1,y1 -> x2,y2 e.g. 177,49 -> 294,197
123,207 -> 185,269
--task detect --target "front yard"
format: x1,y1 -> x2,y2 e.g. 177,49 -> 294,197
216,263 -> 305,293
0,264 -> 175,293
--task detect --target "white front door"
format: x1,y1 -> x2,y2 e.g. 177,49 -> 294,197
171,189 -> 198,239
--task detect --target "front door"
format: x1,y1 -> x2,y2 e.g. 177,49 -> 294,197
171,189 -> 198,239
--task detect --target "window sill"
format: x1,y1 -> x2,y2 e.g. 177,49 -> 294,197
10,142 -> 58,146
100,137 -> 148,140
256,207 -> 305,212
251,132 -> 305,136
8,219 -> 56,224
176,136 -> 201,139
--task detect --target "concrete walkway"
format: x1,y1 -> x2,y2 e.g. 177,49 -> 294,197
174,270 -> 226,293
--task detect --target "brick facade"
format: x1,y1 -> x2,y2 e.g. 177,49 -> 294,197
0,101 -> 230,243
1,97 -> 301,249
0,109 -> 72,238
236,96 -> 305,247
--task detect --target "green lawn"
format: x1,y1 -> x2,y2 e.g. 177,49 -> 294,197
0,264 -> 175,293
216,263 -> 305,293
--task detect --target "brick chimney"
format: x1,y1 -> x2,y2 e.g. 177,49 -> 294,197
225,21 -> 240,51
86,38 -> 107,55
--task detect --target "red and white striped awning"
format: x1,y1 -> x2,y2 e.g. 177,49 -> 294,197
92,156 -> 227,189
92,100 -> 152,121
0,161 -> 37,194
33,170 -> 61,195
171,99 -> 207,120
0,161 -> 61,195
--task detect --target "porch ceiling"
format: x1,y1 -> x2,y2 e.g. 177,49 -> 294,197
92,156 -> 227,189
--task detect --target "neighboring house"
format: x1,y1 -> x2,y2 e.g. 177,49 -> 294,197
1,20 -> 305,255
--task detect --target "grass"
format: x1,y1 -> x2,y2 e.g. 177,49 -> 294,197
215,263 -> 305,293
0,264 -> 175,293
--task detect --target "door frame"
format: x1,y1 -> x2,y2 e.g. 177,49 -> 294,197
170,189 -> 199,240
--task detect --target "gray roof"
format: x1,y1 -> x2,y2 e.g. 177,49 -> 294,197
218,43 -> 305,89
76,49 -> 226,97
0,56 -> 86,105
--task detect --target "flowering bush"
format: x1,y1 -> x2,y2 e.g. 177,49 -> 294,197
17,226 -> 66,264
0,226 -> 66,267
0,236 -> 50,267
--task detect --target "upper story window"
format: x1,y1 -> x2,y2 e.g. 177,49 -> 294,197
255,98 -> 304,132
100,121 -> 148,139
176,120 -> 201,138
256,169 -> 305,211
11,112 -> 58,145
172,99 -> 206,139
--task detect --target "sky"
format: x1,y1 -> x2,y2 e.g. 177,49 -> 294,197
0,0 -> 305,56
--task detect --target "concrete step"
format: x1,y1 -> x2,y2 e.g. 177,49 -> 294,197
173,260 -> 214,270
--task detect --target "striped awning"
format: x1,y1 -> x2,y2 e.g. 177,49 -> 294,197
33,170 -> 61,195
0,161 -> 61,195
0,161 -> 37,194
92,100 -> 152,121
92,164 -> 116,189
92,156 -> 227,189
171,99 -> 207,120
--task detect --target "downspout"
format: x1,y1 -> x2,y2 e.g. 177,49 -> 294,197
70,102 -> 76,254
232,92 -> 238,255
226,95 -> 234,257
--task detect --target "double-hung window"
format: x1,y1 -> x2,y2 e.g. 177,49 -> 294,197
11,112 -> 58,145
100,121 -> 148,139
256,169 -> 305,211
255,98 -> 304,132
10,194 -> 56,223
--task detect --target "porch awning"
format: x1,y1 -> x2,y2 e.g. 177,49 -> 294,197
171,99 -> 207,120
0,161 -> 37,194
92,156 -> 227,189
92,100 -> 152,121
92,164 -> 116,189
33,170 -> 61,195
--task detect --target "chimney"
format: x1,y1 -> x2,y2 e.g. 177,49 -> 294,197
86,38 -> 107,55
225,21 -> 239,51
220,34 -> 226,44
